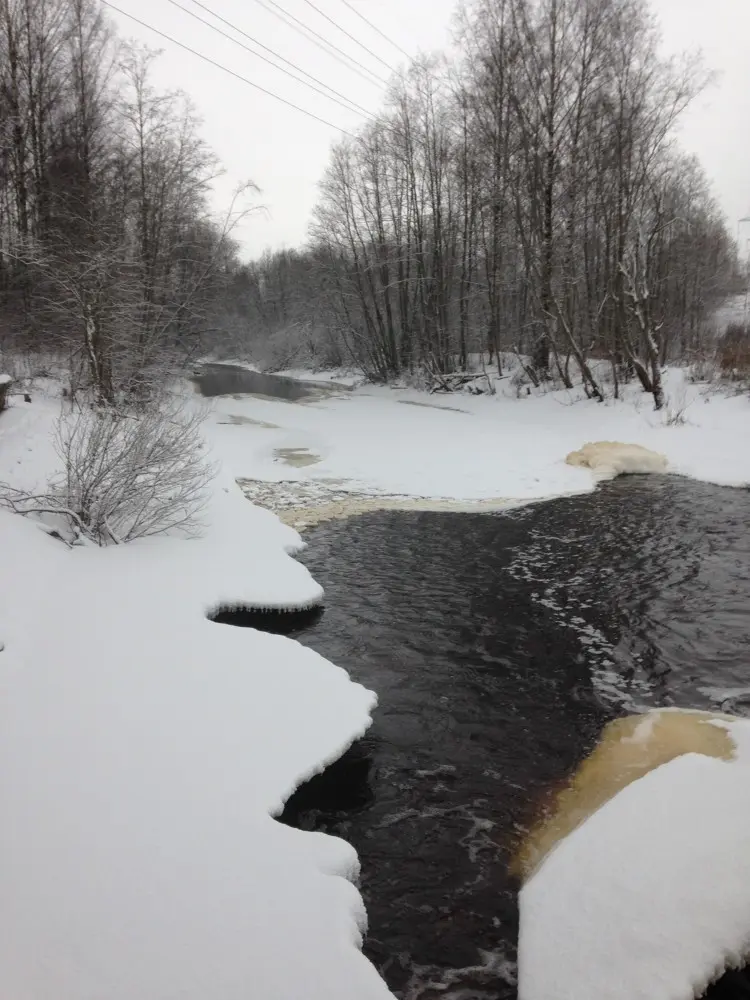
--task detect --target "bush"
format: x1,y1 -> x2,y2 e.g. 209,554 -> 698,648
1,400 -> 215,545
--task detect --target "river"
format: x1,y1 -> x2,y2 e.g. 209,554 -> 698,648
203,366 -> 750,999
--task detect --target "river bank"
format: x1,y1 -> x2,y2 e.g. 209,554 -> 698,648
198,363 -> 750,529
0,384 -> 389,1000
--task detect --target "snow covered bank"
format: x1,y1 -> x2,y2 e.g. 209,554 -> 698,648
518,710 -> 750,1000
0,392 -> 391,1000
199,367 -> 750,521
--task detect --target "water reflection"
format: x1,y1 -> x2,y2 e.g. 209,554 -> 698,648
194,363 -> 316,400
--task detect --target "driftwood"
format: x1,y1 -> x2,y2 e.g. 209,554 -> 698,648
428,371 -> 493,395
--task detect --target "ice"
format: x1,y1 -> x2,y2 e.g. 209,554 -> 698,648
204,366 -> 750,506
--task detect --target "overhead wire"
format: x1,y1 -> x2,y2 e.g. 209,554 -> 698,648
337,0 -> 412,61
248,0 -> 388,87
164,0 -> 378,120
103,1 -> 464,157
100,0 -> 356,135
299,0 -> 396,74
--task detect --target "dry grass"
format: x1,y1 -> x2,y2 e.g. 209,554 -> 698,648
719,323 -> 750,379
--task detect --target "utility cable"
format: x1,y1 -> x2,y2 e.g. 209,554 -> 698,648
249,0 -> 388,87
299,0 -> 396,74
338,0 -> 412,61
101,0 -> 355,135
165,0 -> 377,119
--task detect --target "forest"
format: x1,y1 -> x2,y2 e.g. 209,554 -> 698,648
0,0 -> 744,412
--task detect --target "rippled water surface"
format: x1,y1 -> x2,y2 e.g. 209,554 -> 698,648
231,477 -> 750,998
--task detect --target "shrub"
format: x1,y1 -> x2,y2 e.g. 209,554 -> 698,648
1,400 -> 215,545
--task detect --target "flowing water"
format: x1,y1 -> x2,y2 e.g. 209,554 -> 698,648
202,365 -> 750,997
220,477 -> 750,999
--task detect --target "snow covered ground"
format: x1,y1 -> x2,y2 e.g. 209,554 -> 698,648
203,366 -> 750,521
2,366 -> 750,1000
0,388 -> 391,1000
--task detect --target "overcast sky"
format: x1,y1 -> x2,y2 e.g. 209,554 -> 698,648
105,0 -> 750,260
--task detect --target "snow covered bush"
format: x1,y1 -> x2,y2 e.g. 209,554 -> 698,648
51,402 -> 215,544
0,401 -> 215,545
257,322 -> 345,374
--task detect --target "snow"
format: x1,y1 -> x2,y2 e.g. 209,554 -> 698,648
0,391 -> 390,1000
518,716 -> 750,1000
0,372 -> 12,386
2,362 -> 750,1000
565,441 -> 669,479
203,367 -> 750,504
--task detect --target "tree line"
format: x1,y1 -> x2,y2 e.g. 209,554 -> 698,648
0,0 -> 248,403
0,0 -> 741,410
239,0 -> 739,407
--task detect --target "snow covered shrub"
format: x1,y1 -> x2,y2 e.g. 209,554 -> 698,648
663,375 -> 692,425
401,364 -> 432,392
688,352 -> 719,384
0,373 -> 11,411
256,322 -> 344,374
50,401 -> 215,544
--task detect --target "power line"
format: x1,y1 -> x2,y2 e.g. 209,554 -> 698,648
249,0 -> 388,88
101,0 -> 355,135
300,0 -> 396,74
165,0 -> 377,120
338,0 -> 412,61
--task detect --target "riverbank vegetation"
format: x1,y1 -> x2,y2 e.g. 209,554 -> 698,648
0,0 -> 747,416
232,0 -> 747,408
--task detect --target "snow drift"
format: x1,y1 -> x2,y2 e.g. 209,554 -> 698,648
518,709 -> 750,1000
565,441 -> 668,479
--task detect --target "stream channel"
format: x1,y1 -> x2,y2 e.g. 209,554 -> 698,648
202,365 -> 750,1000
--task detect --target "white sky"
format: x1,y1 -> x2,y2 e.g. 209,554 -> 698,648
105,0 -> 750,260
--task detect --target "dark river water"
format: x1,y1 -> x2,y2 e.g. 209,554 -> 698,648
226,476 -> 750,1000
203,363 -> 750,999
195,363 -> 318,400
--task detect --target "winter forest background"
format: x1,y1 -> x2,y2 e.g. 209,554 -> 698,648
0,0 -> 746,411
